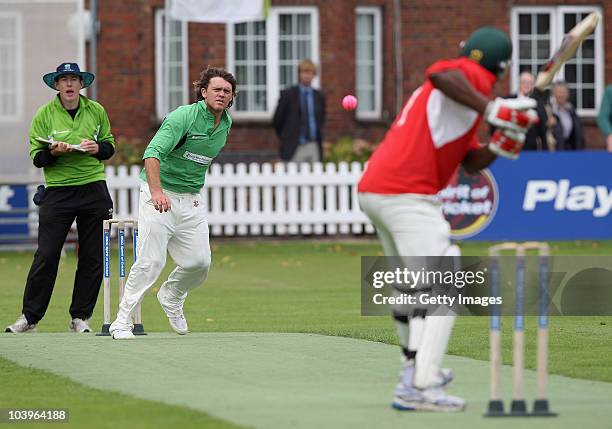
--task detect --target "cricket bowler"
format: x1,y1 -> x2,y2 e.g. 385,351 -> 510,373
109,67 -> 236,339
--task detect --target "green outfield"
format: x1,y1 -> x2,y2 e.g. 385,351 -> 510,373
1,241 -> 611,429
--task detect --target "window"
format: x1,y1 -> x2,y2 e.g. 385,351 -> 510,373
232,21 -> 267,113
511,6 -> 603,116
155,9 -> 188,119
0,12 -> 22,121
355,7 -> 382,119
227,7 -> 320,119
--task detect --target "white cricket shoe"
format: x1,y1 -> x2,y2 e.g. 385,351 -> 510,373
393,364 -> 453,394
157,286 -> 189,335
418,386 -> 466,412
394,363 -> 415,395
168,314 -> 189,335
392,363 -> 463,412
69,318 -> 92,333
393,364 -> 421,410
111,329 -> 135,340
393,386 -> 465,412
5,314 -> 37,333
109,320 -> 135,340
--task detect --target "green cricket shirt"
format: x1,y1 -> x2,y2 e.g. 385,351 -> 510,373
141,101 -> 232,194
29,95 -> 115,187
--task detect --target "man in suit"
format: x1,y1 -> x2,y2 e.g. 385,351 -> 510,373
273,59 -> 326,162
550,81 -> 584,150
508,71 -> 550,151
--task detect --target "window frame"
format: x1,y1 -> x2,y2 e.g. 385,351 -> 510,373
510,5 -> 603,116
0,11 -> 23,122
355,6 -> 383,120
226,6 -> 320,121
155,8 -> 189,120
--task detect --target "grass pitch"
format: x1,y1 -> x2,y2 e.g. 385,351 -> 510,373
0,240 -> 610,428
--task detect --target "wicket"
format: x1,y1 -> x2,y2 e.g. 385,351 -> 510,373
97,219 -> 146,336
485,241 -> 556,417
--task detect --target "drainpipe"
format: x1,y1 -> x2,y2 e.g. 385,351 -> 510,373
393,0 -> 403,113
90,0 -> 98,100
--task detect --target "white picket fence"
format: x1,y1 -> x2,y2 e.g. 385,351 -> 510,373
106,162 -> 376,236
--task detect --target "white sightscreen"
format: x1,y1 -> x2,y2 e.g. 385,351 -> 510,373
0,0 -> 85,182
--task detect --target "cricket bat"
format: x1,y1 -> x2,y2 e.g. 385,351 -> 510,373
534,11 -> 600,92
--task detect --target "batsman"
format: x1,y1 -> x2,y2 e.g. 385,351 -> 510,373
358,27 -> 539,411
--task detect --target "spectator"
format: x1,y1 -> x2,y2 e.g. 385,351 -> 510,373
273,59 -> 326,163
550,81 -> 584,150
596,84 -> 612,151
507,71 -> 550,151
5,62 -> 115,333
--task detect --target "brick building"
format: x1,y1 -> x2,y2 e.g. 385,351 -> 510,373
92,0 -> 611,160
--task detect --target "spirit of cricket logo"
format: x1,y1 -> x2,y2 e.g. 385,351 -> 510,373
97,219 -> 146,336
484,241 -> 557,418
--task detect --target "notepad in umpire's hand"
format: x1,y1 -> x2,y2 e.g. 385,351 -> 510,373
35,137 -> 87,152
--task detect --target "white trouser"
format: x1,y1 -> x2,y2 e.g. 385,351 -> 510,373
358,193 -> 450,255
113,182 -> 211,329
358,192 -> 457,389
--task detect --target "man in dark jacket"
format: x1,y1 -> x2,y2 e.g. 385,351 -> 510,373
508,71 -> 550,151
273,59 -> 326,162
550,81 -> 584,150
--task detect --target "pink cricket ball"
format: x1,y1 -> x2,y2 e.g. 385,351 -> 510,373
342,95 -> 358,111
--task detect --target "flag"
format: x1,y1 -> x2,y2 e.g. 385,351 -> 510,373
169,0 -> 270,23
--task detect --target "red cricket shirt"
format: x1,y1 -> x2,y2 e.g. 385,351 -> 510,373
358,58 -> 497,195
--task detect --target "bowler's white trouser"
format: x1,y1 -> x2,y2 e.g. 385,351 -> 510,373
358,192 -> 458,389
112,182 -> 211,330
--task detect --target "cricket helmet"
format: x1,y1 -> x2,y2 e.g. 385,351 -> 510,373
460,27 -> 512,78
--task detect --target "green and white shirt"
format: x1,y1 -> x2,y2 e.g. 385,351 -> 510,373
29,95 -> 115,187
141,101 -> 232,194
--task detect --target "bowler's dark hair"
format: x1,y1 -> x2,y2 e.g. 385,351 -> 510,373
193,67 -> 237,108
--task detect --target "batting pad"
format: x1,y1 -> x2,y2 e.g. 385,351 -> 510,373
413,315 -> 457,389
413,244 -> 461,388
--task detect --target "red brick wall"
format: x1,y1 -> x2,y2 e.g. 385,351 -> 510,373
95,0 -> 608,154
96,0 -> 160,142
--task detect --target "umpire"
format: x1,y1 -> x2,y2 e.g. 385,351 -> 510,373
5,63 -> 115,333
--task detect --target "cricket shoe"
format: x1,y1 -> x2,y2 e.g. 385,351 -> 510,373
392,386 -> 423,411
392,386 -> 465,412
393,364 -> 421,410
5,314 -> 37,333
168,314 -> 189,335
394,363 -> 416,395
69,318 -> 92,333
394,364 -> 453,395
418,386 -> 465,412
109,320 -> 135,340
111,329 -> 135,340
157,286 -> 189,335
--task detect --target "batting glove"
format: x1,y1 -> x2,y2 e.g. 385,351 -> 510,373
485,97 -> 539,133
488,128 -> 525,160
